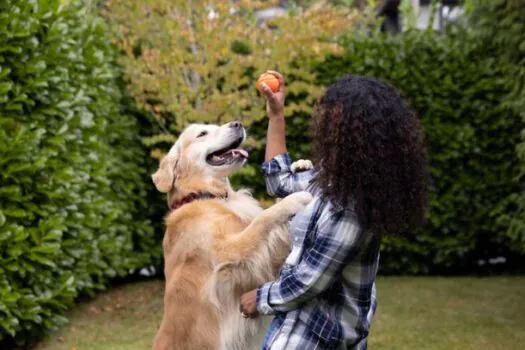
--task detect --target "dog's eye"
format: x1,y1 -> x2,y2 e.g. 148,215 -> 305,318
197,131 -> 208,138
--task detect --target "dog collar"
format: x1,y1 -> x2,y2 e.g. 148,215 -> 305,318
169,192 -> 226,211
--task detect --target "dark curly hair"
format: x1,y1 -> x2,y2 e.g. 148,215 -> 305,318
311,75 -> 429,235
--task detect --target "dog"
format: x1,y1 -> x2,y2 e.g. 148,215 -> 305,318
151,121 -> 313,350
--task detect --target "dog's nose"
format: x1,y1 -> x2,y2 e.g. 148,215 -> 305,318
229,121 -> 242,129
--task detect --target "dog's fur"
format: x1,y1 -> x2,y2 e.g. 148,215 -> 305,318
151,122 -> 312,350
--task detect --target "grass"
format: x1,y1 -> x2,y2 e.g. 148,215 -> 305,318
370,277 -> 525,350
35,277 -> 525,350
36,281 -> 164,350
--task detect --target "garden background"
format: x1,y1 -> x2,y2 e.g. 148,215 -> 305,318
0,0 -> 524,348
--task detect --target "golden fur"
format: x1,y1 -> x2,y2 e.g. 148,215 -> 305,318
151,122 -> 312,350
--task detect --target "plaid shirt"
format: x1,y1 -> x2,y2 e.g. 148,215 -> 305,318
256,153 -> 380,350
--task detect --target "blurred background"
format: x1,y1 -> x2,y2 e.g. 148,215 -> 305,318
0,0 -> 524,349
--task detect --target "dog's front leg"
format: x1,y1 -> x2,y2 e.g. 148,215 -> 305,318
213,191 -> 312,263
291,159 -> 313,173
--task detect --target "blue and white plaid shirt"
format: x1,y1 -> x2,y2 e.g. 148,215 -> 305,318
256,153 -> 380,350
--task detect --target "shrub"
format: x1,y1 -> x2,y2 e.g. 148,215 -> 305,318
314,28 -> 524,273
468,0 -> 525,253
104,0 -> 357,163
237,25 -> 525,274
0,0 -> 158,344
102,0 -> 524,277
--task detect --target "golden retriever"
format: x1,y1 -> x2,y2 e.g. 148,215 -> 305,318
151,121 -> 312,350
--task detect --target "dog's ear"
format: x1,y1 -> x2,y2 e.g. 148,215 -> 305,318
152,143 -> 179,193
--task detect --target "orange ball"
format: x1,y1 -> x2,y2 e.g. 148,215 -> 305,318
256,73 -> 280,94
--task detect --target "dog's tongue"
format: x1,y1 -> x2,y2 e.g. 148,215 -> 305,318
212,149 -> 248,161
233,149 -> 249,158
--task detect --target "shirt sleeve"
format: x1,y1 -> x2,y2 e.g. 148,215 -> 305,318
261,153 -> 315,198
256,209 -> 362,315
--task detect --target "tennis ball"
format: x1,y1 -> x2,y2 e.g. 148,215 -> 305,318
256,73 -> 280,94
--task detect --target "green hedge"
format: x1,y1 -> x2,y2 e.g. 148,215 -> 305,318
237,27 -> 524,274
0,0 -> 159,344
469,0 -> 525,253
321,29 -> 525,274
317,29 -> 524,273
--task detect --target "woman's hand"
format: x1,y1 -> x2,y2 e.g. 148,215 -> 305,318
240,289 -> 259,318
260,70 -> 285,120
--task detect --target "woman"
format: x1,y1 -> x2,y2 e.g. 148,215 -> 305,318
240,71 -> 429,349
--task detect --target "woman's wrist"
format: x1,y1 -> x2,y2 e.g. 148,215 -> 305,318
269,114 -> 285,121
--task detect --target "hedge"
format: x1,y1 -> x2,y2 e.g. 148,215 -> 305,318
237,26 -> 524,274
317,29 -> 524,273
469,0 -> 525,253
0,0 -> 159,345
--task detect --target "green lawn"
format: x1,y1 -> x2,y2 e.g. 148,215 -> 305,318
35,277 -> 525,350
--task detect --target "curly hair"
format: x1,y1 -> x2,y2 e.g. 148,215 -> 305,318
311,75 -> 429,235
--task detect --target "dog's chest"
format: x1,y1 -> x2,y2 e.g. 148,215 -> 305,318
224,196 -> 263,224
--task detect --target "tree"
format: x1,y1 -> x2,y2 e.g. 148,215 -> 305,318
104,0 -> 356,159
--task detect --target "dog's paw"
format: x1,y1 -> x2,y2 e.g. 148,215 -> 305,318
279,191 -> 313,216
289,191 -> 313,206
291,159 -> 313,173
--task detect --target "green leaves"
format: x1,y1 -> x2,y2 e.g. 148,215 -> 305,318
227,23 -> 525,274
106,0 -> 352,152
313,27 -> 524,274
469,0 -> 525,253
0,0 -> 159,345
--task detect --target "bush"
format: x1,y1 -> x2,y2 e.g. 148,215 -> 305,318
104,0 -> 356,162
314,28 -> 524,273
240,25 -> 524,274
102,0 -> 524,278
468,0 -> 525,253
0,0 -> 159,344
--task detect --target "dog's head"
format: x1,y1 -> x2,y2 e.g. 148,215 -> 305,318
152,121 -> 247,196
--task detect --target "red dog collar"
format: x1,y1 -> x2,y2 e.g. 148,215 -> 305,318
170,192 -> 226,211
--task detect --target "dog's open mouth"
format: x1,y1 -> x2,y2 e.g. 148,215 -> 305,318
206,137 -> 248,166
